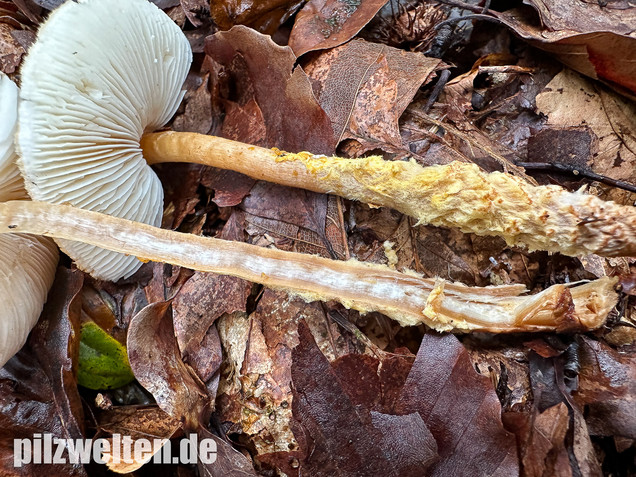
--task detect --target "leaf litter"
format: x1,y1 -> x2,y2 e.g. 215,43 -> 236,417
1,0 -> 635,475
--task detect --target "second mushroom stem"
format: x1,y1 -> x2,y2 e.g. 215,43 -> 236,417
141,131 -> 636,258
0,200 -> 617,333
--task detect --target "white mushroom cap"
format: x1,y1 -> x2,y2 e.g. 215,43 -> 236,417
0,73 -> 58,368
0,72 -> 25,202
0,234 -> 59,367
18,0 -> 192,281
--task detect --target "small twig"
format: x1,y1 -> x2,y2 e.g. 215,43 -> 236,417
434,13 -> 501,30
423,69 -> 452,113
435,0 -> 484,14
516,162 -> 636,194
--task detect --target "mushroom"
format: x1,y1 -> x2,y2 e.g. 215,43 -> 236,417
1,55 -> 620,334
0,199 -> 619,333
17,0 -> 636,284
0,73 -> 58,368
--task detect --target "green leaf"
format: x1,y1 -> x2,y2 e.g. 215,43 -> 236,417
78,321 -> 134,390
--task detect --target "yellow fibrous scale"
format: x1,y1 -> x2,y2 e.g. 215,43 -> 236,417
274,153 -> 636,257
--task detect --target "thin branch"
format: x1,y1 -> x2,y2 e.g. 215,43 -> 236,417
516,162 -> 636,194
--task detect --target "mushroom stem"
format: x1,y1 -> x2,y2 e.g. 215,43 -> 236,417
141,131 -> 636,258
0,200 -> 618,333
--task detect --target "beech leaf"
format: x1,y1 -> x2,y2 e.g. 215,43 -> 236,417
395,332 -> 520,476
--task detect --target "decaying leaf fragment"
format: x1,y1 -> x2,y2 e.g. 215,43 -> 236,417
288,0 -> 388,57
303,38 -> 442,151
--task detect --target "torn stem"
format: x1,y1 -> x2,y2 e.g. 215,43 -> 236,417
142,131 -> 636,258
0,200 -> 618,333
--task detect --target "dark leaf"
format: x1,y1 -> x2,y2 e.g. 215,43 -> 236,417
503,403 -> 572,477
0,23 -> 26,74
0,269 -> 85,476
575,337 -> 636,439
286,321 -> 438,476
197,427 -> 258,477
395,332 -> 520,477
201,169 -> 256,207
209,0 -> 304,34
205,25 -> 336,154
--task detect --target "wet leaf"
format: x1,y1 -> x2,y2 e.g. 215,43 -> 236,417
280,321 -> 438,476
201,169 -> 256,207
209,0 -> 304,34
491,4 -> 636,99
205,25 -> 336,154
289,0 -> 388,57
395,332 -> 520,476
0,269 -> 85,476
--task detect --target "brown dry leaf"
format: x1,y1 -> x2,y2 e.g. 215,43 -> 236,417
288,0 -> 388,57
575,337 -> 636,439
154,162 -> 205,230
524,0 -> 636,35
277,321 -> 438,477
303,38 -> 442,153
179,0 -> 209,28
242,181 -> 347,258
172,212 -> 251,364
172,269 -> 247,370
535,68 -> 636,204
127,301 -> 210,430
98,406 -> 180,473
205,25 -> 336,154
216,289 -> 367,460
359,1 -> 446,52
503,402 -> 572,477
209,0 -> 304,34
0,269 -> 86,476
201,169 -> 256,207
433,65 -> 537,177
491,4 -> 636,99
197,427 -> 258,477
395,332 -> 519,476
216,290 -> 319,457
